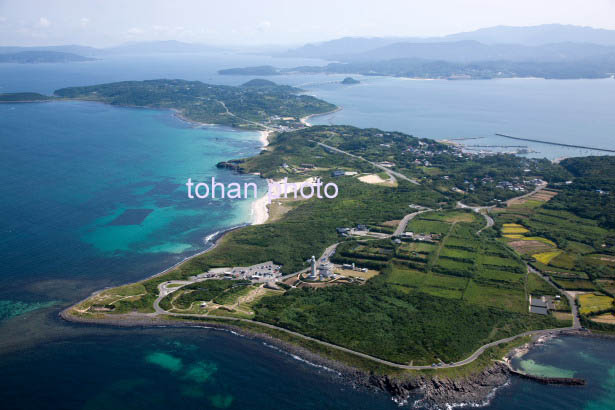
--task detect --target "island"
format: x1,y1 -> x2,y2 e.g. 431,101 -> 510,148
0,92 -> 52,102
341,77 -> 360,84
217,65 -> 281,76
0,51 -> 95,63
7,80 -> 613,406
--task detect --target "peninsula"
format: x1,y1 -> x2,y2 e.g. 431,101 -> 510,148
0,79 -> 337,130
8,80 -> 614,406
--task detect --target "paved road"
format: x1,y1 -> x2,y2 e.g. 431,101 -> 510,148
151,244 -> 578,370
477,212 -> 494,235
312,141 -> 419,185
456,201 -> 495,235
458,182 -> 548,235
216,100 -> 275,131
152,292 -> 575,369
317,243 -> 339,267
505,182 -> 548,207
393,210 -> 430,237
147,181 -> 574,370
528,265 -> 581,329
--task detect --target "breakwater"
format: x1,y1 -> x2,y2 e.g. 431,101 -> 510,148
495,133 -> 615,153
508,367 -> 586,385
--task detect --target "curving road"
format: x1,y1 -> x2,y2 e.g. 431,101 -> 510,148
528,265 -> 581,329
312,141 -> 419,185
153,286 -> 575,370
152,258 -> 577,370
147,181 -> 574,371
392,209 -> 430,237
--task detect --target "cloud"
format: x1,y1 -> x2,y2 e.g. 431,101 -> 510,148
256,20 -> 271,32
0,16 -> 7,23
38,17 -> 51,28
153,25 -> 185,34
80,17 -> 90,28
127,27 -> 144,35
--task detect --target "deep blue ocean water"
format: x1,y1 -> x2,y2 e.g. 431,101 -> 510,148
1,54 -> 614,409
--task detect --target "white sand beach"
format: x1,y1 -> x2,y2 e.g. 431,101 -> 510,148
250,193 -> 270,225
250,177 -> 317,225
259,130 -> 271,148
300,115 -> 312,127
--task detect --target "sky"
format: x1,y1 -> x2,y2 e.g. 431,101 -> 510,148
1,0 -> 615,47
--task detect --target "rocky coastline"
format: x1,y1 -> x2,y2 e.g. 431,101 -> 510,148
60,310 -> 518,408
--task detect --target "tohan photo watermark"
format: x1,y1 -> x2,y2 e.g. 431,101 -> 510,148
185,177 -> 339,200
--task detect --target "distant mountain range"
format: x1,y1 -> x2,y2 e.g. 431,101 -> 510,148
220,25 -> 615,80
0,51 -> 96,63
5,24 -> 615,74
0,40 -> 223,63
278,24 -> 615,59
337,41 -> 615,64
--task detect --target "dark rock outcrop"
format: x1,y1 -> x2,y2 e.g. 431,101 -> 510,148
216,159 -> 244,172
354,362 -> 511,407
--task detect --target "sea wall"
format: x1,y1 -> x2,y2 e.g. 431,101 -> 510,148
508,368 -> 585,385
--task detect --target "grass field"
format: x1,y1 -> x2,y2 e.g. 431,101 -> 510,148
440,247 -> 476,260
463,281 -> 526,313
591,313 -> 615,324
406,219 -> 451,235
578,293 -> 614,315
553,278 -> 596,291
527,273 -> 559,296
476,270 -> 524,285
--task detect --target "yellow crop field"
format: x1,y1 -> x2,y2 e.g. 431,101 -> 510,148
532,250 -> 563,264
504,234 -> 524,239
578,293 -> 614,315
502,223 -> 529,234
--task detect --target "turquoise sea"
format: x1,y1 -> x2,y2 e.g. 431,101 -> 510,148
0,100 -> 265,329
1,54 -> 615,409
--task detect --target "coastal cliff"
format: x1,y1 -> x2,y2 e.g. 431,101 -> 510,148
359,362 -> 510,406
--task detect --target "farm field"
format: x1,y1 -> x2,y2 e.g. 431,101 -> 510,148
578,293 -> 614,315
494,194 -> 615,310
533,251 -> 563,265
384,209 -> 532,314
502,223 -> 529,234
591,313 -> 615,324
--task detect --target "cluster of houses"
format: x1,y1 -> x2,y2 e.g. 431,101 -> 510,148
401,231 -> 441,242
196,261 -> 282,283
336,224 -> 369,237
530,294 -> 559,315
495,181 -> 527,192
265,115 -> 305,131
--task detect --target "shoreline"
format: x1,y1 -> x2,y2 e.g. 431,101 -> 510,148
51,96 -> 600,405
250,192 -> 270,225
259,130 -> 271,147
61,311 -> 570,407
62,222 -> 249,313
300,106 -> 343,126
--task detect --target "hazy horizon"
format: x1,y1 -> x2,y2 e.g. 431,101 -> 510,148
1,0 -> 615,47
